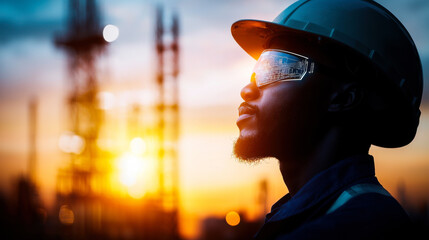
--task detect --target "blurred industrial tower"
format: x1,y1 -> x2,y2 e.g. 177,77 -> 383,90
28,97 -> 38,183
54,0 -> 107,238
53,0 -> 181,239
155,5 -> 181,240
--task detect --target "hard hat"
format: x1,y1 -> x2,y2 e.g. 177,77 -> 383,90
231,0 -> 423,148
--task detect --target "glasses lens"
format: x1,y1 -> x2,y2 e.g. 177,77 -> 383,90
253,50 -> 309,87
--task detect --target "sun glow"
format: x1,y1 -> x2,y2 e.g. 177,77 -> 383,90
130,137 -> 146,155
116,152 -> 156,198
118,153 -> 143,187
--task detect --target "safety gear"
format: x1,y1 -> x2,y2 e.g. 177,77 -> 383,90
326,183 -> 391,215
253,49 -> 314,87
231,0 -> 423,148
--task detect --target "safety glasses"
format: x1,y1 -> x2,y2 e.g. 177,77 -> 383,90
252,49 -> 315,87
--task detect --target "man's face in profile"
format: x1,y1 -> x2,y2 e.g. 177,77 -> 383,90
234,51 -> 332,162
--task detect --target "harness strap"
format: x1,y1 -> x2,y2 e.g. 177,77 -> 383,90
326,183 -> 391,215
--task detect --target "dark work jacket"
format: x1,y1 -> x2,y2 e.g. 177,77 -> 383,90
254,155 -> 412,240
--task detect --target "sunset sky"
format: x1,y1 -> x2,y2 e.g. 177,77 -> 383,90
0,0 -> 428,239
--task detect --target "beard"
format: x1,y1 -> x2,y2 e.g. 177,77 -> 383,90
234,105 -> 291,163
233,131 -> 272,163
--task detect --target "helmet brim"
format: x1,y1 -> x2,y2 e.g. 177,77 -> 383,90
231,19 -> 314,60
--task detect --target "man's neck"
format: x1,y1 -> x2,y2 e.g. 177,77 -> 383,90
278,126 -> 370,196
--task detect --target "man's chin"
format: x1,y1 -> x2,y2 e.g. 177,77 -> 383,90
233,135 -> 269,163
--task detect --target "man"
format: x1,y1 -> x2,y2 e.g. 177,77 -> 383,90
231,0 -> 423,239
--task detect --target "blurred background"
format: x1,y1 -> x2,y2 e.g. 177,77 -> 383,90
0,0 -> 428,239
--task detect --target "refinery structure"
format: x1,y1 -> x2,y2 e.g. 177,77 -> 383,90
53,0 -> 181,239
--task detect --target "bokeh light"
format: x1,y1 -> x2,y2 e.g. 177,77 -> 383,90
98,91 -> 116,110
103,24 -> 119,42
58,132 -> 85,154
225,211 -> 240,226
59,205 -> 74,225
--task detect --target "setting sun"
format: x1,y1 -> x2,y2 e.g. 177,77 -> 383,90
130,137 -> 146,155
117,153 -> 144,187
115,152 -> 156,198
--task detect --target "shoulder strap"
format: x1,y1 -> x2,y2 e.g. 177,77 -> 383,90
326,183 -> 391,215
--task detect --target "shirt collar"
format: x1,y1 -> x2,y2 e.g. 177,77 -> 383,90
266,154 -> 375,223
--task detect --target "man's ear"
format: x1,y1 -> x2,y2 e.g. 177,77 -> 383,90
328,82 -> 365,113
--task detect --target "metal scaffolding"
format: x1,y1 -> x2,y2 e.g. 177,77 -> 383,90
54,0 -> 107,238
53,1 -> 181,239
155,6 -> 181,239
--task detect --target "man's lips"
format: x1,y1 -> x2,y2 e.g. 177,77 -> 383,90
238,102 -> 257,115
237,102 -> 257,126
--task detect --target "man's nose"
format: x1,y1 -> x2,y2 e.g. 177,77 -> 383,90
241,74 -> 260,101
